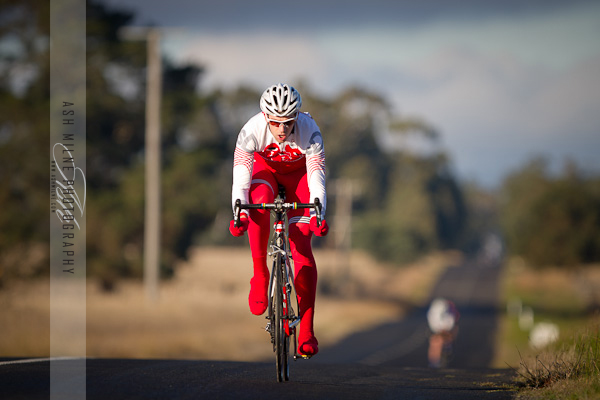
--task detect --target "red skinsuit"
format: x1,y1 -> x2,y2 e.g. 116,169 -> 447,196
232,112 -> 326,353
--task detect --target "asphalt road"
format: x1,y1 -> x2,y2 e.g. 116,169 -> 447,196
0,357 -> 515,400
317,259 -> 503,368
0,259 -> 517,399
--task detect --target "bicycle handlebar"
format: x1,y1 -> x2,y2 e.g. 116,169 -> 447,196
234,198 -> 322,228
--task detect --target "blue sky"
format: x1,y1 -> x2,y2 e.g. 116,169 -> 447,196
105,0 -> 600,187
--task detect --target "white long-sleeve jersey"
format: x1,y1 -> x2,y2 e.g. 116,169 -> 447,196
232,112 -> 327,218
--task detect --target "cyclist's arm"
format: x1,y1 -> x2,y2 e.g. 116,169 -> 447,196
231,127 -> 258,217
306,131 -> 327,218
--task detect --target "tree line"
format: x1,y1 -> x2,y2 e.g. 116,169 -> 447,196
1,0 -> 597,287
499,158 -> 600,268
84,0 -> 471,285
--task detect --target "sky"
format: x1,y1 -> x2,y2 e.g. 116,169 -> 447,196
104,0 -> 600,187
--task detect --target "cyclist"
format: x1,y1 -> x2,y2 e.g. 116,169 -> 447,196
229,83 -> 329,357
426,297 -> 460,368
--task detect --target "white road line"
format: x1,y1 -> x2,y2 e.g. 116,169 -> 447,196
0,357 -> 85,366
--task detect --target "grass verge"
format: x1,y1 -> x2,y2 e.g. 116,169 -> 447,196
496,257 -> 600,399
515,323 -> 600,399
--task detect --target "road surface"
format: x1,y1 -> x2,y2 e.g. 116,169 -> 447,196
0,259 -> 517,399
317,259 -> 502,368
0,357 -> 515,400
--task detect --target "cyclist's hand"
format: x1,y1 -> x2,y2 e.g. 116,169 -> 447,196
229,215 -> 249,237
310,217 -> 329,237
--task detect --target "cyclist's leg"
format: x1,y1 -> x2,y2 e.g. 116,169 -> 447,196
428,333 -> 444,368
282,169 -> 319,355
246,163 -> 277,315
289,225 -> 318,356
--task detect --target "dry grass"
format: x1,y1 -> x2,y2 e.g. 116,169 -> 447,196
510,263 -> 587,312
0,280 -> 50,357
507,260 -> 600,311
514,324 -> 600,399
516,350 -> 582,389
496,258 -> 600,399
493,259 -> 599,368
0,246 -> 458,361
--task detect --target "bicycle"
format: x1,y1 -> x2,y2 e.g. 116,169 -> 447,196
428,329 -> 457,368
234,186 -> 322,382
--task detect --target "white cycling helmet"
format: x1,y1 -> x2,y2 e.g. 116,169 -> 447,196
427,298 -> 458,333
259,84 -> 302,117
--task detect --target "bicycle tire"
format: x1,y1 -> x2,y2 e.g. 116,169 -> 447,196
280,257 -> 290,381
274,255 -> 285,382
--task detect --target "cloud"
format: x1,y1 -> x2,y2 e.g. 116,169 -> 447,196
388,48 -> 600,184
159,1 -> 600,186
167,33 -> 330,91
526,56 -> 600,138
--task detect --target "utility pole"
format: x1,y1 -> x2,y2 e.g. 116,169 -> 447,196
334,179 -> 359,279
119,27 -> 162,303
335,179 -> 353,259
144,29 -> 162,303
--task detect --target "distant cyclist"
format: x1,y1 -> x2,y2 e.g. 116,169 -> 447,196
426,297 -> 460,368
229,84 -> 329,357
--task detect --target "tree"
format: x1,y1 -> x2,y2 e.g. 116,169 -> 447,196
499,158 -> 600,267
0,0 -> 50,280
0,0 -> 474,284
85,0 -> 232,285
301,86 -> 468,264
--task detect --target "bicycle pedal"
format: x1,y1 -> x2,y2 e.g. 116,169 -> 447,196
295,354 -> 312,360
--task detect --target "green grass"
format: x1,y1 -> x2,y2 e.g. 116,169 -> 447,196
498,259 -> 591,366
515,325 -> 600,399
497,258 -> 600,399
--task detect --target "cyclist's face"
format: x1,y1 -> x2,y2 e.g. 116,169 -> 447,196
265,113 -> 296,143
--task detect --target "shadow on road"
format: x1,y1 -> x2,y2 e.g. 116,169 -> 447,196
316,259 -> 505,369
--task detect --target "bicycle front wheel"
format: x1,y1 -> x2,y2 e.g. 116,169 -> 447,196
273,255 -> 289,382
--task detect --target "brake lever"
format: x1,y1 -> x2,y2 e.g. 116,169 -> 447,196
314,198 -> 322,227
234,199 -> 241,227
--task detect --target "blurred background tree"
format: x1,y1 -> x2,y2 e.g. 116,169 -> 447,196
85,0 -> 231,285
0,0 -> 500,285
84,0 -> 475,285
0,0 -> 50,281
3,0 -> 598,289
499,157 -> 600,268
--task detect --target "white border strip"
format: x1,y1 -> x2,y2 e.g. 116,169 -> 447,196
50,0 -> 87,399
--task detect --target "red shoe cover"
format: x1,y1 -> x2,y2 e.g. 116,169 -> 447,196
298,336 -> 319,356
248,275 -> 268,315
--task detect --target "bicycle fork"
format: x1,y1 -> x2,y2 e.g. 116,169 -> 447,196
265,252 -> 300,343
